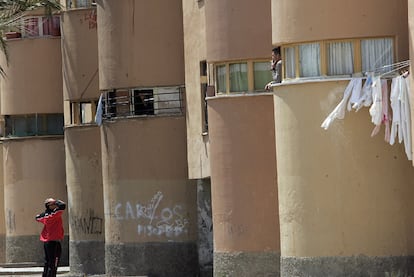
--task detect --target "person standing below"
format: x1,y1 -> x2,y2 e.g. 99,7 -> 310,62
265,47 -> 282,90
35,198 -> 66,277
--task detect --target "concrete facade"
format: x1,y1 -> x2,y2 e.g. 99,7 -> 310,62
0,0 -> 413,276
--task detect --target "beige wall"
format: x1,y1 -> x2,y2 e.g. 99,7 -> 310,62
96,0 -> 185,90
101,116 -> 197,243
182,0 -> 210,179
65,126 -> 103,241
205,0 -> 272,62
3,139 -> 67,236
61,8 -> 99,101
274,80 -> 414,257
0,38 -> 63,115
272,0 -> 409,60
208,94 -> 279,252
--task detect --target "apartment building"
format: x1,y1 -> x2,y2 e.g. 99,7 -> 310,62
0,0 -> 413,276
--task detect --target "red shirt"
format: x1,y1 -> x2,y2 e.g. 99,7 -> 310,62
36,207 -> 65,242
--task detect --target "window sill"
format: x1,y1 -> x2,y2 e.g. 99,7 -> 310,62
0,134 -> 64,141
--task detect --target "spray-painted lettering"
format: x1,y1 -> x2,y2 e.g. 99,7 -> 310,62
114,192 -> 189,238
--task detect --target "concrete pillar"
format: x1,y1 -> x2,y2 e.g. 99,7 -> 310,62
65,127 -> 104,274
60,6 -> 102,274
101,117 -> 198,276
208,94 -> 280,276
274,81 -> 414,276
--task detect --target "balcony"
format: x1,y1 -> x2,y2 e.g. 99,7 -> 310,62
99,86 -> 185,121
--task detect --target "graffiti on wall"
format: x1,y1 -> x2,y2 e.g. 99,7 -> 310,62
71,209 -> 103,235
114,191 -> 189,238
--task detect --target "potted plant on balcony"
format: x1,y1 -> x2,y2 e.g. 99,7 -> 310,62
5,31 -> 21,39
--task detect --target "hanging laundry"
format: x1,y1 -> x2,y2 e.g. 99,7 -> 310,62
352,73 -> 373,111
321,78 -> 362,130
400,76 -> 412,160
347,78 -> 362,111
368,77 -> 383,126
389,76 -> 402,145
321,60 -> 412,160
370,79 -> 390,142
389,75 -> 412,160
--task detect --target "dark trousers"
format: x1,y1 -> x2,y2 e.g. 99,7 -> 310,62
42,241 -> 61,277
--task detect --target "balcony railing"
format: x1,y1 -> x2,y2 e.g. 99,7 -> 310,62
100,86 -> 185,120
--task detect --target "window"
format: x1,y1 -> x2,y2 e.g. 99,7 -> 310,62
25,17 -> 39,37
5,114 -> 64,137
361,38 -> 393,73
21,16 -> 60,38
254,62 -> 272,91
42,16 -> 60,36
283,37 -> 394,80
213,59 -> 274,94
299,43 -> 321,77
229,63 -> 248,92
66,0 -> 95,8
69,100 -> 97,125
216,65 -> 227,93
133,89 -> 154,115
100,86 -> 184,120
284,47 -> 296,79
327,41 -> 354,76
200,60 -> 208,132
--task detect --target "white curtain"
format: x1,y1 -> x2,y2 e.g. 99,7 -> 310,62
230,63 -> 248,92
327,41 -> 354,75
299,43 -> 321,77
284,47 -> 296,78
216,65 -> 227,93
361,38 -> 393,72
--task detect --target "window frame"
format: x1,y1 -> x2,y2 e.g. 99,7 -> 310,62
20,15 -> 61,38
213,59 -> 272,94
4,113 -> 64,138
281,36 -> 395,80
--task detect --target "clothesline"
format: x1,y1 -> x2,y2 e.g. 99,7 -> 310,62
321,69 -> 412,160
365,60 -> 410,78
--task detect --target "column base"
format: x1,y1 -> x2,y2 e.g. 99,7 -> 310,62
69,240 -> 105,275
105,241 -> 198,277
214,251 -> 280,277
6,235 -> 68,265
281,255 -> 414,277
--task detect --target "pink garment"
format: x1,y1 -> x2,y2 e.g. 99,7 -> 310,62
371,79 -> 390,142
